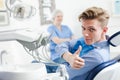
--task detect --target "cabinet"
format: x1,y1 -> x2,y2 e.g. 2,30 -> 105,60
39,0 -> 55,25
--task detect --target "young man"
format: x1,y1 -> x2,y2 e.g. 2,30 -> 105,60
55,7 -> 110,80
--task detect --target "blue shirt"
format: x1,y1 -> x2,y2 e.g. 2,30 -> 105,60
71,37 -> 94,56
47,24 -> 73,61
55,40 -> 110,80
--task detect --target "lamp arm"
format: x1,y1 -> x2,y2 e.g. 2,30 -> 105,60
5,0 -> 22,12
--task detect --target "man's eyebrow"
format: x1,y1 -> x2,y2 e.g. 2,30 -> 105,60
88,26 -> 95,28
81,26 -> 84,28
81,26 -> 95,28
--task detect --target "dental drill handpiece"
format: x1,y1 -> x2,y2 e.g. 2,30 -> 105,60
59,64 -> 69,80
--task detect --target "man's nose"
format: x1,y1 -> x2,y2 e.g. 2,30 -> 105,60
83,31 -> 89,36
85,33 -> 89,36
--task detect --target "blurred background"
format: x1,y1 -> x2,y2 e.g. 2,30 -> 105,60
0,0 -> 119,64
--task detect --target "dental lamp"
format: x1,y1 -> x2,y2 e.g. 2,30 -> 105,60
5,0 -> 36,20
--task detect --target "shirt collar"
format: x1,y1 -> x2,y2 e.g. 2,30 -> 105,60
92,40 -> 109,49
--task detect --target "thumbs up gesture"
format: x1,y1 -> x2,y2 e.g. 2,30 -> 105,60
63,46 -> 85,69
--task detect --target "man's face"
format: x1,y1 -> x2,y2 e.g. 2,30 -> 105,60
81,19 -> 106,45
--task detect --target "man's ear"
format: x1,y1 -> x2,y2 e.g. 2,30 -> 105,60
103,27 -> 108,33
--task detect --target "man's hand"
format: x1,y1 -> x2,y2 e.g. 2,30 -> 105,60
63,47 -> 85,69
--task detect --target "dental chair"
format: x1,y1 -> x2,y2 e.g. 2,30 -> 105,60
86,31 -> 120,80
32,31 -> 120,80
86,55 -> 120,80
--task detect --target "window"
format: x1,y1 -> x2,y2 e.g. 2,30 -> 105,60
0,0 -> 9,26
39,0 -> 56,25
112,0 -> 120,17
0,11 -> 9,26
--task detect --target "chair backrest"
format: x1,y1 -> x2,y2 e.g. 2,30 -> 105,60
94,62 -> 120,80
86,54 -> 120,80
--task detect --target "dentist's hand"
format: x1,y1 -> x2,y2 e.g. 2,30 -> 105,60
63,47 -> 85,69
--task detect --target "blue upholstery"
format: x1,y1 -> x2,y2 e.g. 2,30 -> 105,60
86,55 -> 120,80
32,60 -> 58,73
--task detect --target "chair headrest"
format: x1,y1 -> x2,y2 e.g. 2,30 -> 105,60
108,31 -> 120,47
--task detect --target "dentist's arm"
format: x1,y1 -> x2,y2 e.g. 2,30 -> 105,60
52,37 -> 71,44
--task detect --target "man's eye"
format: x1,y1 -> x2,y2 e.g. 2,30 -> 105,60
89,28 -> 95,32
82,27 -> 85,30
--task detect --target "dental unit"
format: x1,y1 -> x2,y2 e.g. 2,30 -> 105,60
0,27 -> 69,80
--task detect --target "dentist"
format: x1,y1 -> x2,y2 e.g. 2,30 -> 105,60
55,7 -> 110,80
47,9 -> 75,73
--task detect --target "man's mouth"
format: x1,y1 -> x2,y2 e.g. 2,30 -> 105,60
85,39 -> 92,44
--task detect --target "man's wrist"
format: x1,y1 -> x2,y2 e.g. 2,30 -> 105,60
62,52 -> 72,63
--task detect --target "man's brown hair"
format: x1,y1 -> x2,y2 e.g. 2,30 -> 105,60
79,7 -> 110,27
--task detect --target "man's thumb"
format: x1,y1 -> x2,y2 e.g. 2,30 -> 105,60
75,46 -> 82,56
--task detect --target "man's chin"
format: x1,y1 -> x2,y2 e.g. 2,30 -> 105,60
85,42 -> 92,45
